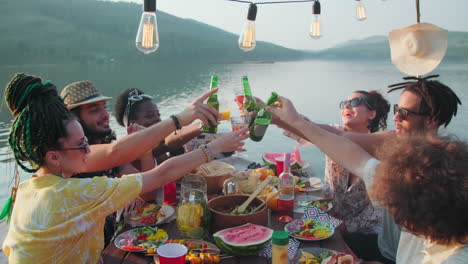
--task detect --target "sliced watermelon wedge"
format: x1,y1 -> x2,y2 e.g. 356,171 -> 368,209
263,152 -> 303,170
213,223 -> 272,256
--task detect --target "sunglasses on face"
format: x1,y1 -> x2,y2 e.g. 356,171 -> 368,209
393,104 -> 429,120
339,97 -> 374,110
60,140 -> 90,153
123,89 -> 154,127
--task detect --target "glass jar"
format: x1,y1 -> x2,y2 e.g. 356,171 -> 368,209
181,174 -> 207,200
176,188 -> 210,239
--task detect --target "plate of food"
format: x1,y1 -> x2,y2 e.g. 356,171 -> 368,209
295,177 -> 323,192
307,199 -> 333,213
295,247 -> 357,264
114,226 -> 168,253
153,239 -> 221,264
284,219 -> 334,241
124,203 -> 175,227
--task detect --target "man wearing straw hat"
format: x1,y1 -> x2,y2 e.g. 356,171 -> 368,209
60,80 -> 220,244
281,23 -> 462,264
61,81 -> 128,179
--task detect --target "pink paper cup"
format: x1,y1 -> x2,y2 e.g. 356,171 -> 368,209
157,243 -> 188,264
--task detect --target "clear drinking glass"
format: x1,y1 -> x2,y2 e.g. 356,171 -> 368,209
231,116 -> 246,131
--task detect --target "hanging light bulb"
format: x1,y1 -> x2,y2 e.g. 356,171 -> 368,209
355,0 -> 367,21
238,3 -> 257,52
136,0 -> 159,54
309,0 -> 322,39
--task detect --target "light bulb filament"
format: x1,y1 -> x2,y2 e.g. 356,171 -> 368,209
142,22 -> 154,49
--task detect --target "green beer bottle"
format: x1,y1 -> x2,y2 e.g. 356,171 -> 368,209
202,75 -> 219,133
242,76 -> 259,128
249,92 -> 278,142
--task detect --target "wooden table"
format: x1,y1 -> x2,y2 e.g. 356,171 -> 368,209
101,210 -> 353,264
101,157 -> 353,263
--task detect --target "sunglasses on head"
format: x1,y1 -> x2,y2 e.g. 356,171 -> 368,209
123,89 -> 154,127
339,97 -> 374,110
393,104 -> 429,120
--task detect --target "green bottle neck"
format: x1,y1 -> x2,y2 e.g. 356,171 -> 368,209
243,78 -> 253,97
265,93 -> 278,106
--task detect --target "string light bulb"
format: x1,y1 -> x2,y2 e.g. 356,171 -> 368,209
355,0 -> 367,21
309,0 -> 322,39
238,3 -> 257,52
136,0 -> 159,54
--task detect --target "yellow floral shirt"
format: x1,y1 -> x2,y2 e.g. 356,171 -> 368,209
2,174 -> 142,264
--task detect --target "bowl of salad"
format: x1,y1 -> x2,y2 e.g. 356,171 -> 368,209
208,194 -> 267,232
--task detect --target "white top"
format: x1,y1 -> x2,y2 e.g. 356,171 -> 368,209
361,157 -> 380,191
397,231 -> 468,263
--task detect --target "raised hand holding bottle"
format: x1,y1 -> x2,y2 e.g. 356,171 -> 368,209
249,92 -> 278,142
202,75 -> 219,133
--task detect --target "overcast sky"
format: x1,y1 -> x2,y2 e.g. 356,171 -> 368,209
114,0 -> 468,50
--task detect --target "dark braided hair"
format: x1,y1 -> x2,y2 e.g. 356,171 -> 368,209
4,73 -> 74,172
114,88 -> 152,127
388,75 -> 462,128
354,90 -> 391,132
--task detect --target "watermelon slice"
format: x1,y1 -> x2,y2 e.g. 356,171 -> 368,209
213,223 -> 273,256
263,152 -> 303,170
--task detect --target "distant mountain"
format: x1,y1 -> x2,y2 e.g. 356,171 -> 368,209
308,31 -> 468,62
0,0 -> 304,65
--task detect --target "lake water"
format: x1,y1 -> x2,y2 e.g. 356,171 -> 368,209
1,59 -> 467,205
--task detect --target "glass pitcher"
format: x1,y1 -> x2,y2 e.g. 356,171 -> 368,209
181,174 -> 207,200
177,188 -> 210,239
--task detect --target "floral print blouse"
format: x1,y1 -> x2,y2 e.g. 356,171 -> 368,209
323,127 -> 382,233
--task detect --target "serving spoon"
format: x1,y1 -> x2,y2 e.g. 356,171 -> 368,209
250,191 -> 280,214
233,176 -> 272,214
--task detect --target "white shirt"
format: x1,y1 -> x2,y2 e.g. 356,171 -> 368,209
397,231 -> 468,263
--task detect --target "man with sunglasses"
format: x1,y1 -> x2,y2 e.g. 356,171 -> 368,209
60,80 -> 220,245
276,75 -> 462,264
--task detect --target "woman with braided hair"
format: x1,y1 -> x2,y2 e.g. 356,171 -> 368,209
2,73 -> 248,263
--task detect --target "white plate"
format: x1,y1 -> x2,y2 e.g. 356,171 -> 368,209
124,204 -> 175,227
284,219 -> 334,241
301,177 -> 323,192
114,227 -> 168,252
294,247 -> 338,264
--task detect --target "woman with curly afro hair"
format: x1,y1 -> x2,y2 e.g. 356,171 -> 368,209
267,95 -> 467,263
371,135 -> 468,263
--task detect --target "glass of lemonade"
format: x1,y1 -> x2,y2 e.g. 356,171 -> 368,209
219,100 -> 231,121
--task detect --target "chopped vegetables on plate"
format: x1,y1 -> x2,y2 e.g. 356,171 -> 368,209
124,203 -> 175,227
308,200 -> 333,213
285,219 -> 334,241
115,226 -> 168,252
297,249 -> 334,264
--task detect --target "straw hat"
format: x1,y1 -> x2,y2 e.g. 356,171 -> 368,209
61,81 -> 111,109
389,23 -> 448,76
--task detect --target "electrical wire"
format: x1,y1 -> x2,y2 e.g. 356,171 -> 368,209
227,0 -> 315,5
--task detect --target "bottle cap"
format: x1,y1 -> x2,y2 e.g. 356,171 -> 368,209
272,231 -> 289,246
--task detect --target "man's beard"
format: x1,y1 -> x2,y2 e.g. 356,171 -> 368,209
80,121 -> 116,144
